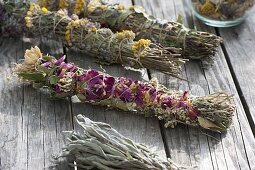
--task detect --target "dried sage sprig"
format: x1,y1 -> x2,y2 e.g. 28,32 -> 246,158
58,114 -> 179,170
41,0 -> 223,63
15,46 -> 235,132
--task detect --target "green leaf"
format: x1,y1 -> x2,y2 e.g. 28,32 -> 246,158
17,72 -> 45,81
126,151 -> 133,160
177,14 -> 183,24
77,82 -> 87,89
49,75 -> 59,84
76,94 -> 86,101
117,11 -> 132,27
33,82 -> 45,88
51,92 -> 70,99
42,55 -> 55,61
197,117 -> 224,133
37,65 -> 51,74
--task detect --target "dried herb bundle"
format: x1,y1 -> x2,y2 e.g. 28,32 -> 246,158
15,46 -> 235,132
0,0 -> 29,36
192,0 -> 254,20
1,2 -> 185,78
40,0 -> 223,62
1,0 -> 223,63
58,114 -> 179,169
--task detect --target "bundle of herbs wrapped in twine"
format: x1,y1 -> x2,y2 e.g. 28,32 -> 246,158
39,0 -> 223,62
0,0 -> 28,36
1,2 -> 186,78
58,114 -> 179,169
1,0 -> 223,63
15,46 -> 235,132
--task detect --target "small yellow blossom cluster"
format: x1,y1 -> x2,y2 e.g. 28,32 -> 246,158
74,0 -> 85,15
117,30 -> 135,41
65,19 -> 90,46
87,0 -> 106,13
25,3 -> 36,28
87,4 -> 106,13
59,0 -> 69,9
41,7 -> 48,14
132,39 -> 151,53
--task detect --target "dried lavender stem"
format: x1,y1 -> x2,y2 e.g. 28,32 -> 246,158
15,46 -> 235,132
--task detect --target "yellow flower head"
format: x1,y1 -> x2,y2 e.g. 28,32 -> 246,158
41,7 -> 48,14
91,27 -> 97,32
129,6 -> 134,11
99,5 -> 107,11
117,30 -> 135,40
132,39 -> 151,53
117,4 -> 125,11
29,3 -> 35,12
74,0 -> 85,15
59,0 -> 69,9
87,0 -> 102,13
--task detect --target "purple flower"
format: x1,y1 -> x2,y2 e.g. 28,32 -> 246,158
57,69 -> 66,78
55,55 -> 66,65
53,83 -> 64,94
42,61 -> 51,67
175,101 -> 188,110
188,108 -> 199,120
104,76 -> 115,98
161,96 -> 173,109
114,78 -> 135,102
79,69 -> 99,82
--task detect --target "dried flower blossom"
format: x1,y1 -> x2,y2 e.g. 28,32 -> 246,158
15,47 -> 235,132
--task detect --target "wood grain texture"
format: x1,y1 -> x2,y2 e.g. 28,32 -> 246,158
0,37 -> 72,170
217,9 -> 255,131
134,0 -> 255,169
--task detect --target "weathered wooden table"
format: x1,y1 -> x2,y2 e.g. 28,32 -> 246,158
1,0 -> 255,169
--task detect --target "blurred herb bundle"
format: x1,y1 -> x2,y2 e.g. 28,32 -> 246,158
192,0 -> 254,20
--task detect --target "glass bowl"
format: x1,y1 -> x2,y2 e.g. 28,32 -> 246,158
189,0 -> 255,27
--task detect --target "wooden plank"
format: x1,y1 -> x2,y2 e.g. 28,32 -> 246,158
217,10 -> 255,132
133,0 -> 255,169
0,37 -> 72,170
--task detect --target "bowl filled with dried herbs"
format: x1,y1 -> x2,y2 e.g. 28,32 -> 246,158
189,0 -> 255,27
